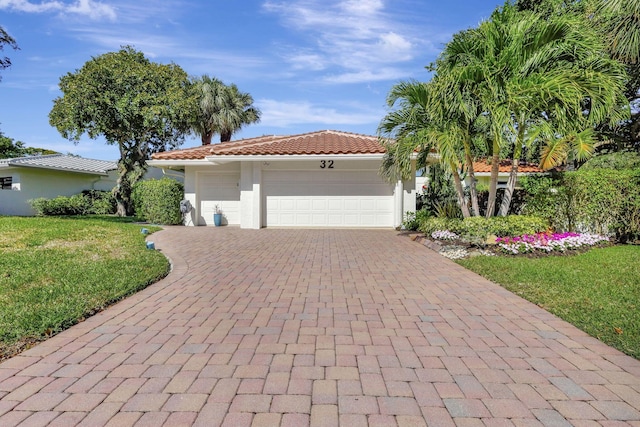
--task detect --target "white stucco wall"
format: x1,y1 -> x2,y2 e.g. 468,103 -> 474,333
0,167 -> 117,216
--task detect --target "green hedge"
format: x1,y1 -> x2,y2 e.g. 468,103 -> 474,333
418,215 -> 548,242
30,191 -> 115,216
520,169 -> 640,242
565,169 -> 640,241
131,178 -> 184,225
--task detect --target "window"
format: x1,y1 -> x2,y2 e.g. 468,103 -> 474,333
0,176 -> 12,190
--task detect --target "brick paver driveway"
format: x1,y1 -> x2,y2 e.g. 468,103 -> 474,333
1,227 -> 639,426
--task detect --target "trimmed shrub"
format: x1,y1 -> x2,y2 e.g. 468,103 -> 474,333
418,217 -> 457,236
30,190 -> 116,216
521,169 -> 640,242
519,175 -> 565,229
131,178 -> 184,225
580,151 -> 640,171
564,169 -> 640,242
418,215 -> 548,243
81,190 -> 116,215
30,194 -> 90,216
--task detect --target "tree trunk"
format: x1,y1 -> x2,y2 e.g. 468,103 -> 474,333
465,152 -> 480,216
485,140 -> 500,218
498,125 -> 525,216
449,160 -> 470,218
497,159 -> 519,216
220,129 -> 232,142
113,141 -> 147,217
114,163 -> 129,217
201,131 -> 213,145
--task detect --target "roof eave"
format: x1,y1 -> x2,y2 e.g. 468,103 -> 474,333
5,163 -> 112,176
147,159 -> 213,167
205,153 -> 387,162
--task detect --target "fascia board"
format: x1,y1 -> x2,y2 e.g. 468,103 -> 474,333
204,153 -> 386,162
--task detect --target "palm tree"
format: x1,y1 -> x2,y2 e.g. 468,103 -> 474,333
190,75 -> 225,146
190,76 -> 261,145
439,2 -> 628,216
378,79 -> 477,218
597,0 -> 640,65
217,83 -> 261,142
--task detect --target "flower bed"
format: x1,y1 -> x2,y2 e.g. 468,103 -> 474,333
425,230 -> 610,258
496,232 -> 609,255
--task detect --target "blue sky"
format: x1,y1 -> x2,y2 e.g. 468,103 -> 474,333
1,0 -> 502,160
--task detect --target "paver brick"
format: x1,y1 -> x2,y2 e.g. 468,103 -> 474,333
0,228 -> 639,426
15,392 -> 69,411
120,393 -> 169,412
54,392 -> 106,411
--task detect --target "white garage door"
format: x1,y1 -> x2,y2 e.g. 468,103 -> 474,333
264,170 -> 394,227
198,173 -> 240,226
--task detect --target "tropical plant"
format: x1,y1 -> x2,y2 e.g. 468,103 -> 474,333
49,46 -> 193,216
190,75 -> 261,145
439,2 -> 629,217
190,75 -> 225,146
218,83 -> 261,142
378,79 -> 476,218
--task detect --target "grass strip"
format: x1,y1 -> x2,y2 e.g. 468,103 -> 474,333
0,216 -> 169,359
458,245 -> 640,359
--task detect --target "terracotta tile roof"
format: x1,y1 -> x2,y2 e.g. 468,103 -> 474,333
151,130 -> 386,160
472,160 -> 544,174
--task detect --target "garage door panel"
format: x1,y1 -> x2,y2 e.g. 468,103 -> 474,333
296,199 -> 311,210
328,199 -> 343,210
264,170 -> 393,227
198,173 -> 240,226
311,199 -> 327,210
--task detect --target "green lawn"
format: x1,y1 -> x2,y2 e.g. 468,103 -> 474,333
458,245 -> 640,359
0,216 -> 169,360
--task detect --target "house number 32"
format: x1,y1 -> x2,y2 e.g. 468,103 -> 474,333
320,160 -> 334,169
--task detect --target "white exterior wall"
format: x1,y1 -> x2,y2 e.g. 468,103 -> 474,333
183,163 -> 241,226
181,158 -> 416,229
0,167 -> 117,216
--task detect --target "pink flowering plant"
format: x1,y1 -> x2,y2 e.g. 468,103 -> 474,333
496,232 -> 609,255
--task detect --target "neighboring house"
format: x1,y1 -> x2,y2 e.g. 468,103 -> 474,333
469,160 -> 546,190
0,154 -> 118,216
149,130 -> 417,228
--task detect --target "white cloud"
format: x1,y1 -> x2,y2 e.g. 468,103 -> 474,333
262,0 -> 419,84
287,53 -> 327,71
257,99 -> 381,127
0,0 -> 116,20
67,0 -> 116,20
322,68 -> 410,84
341,0 -> 383,15
0,0 -> 63,13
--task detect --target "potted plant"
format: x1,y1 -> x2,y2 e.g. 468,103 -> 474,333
213,205 -> 223,226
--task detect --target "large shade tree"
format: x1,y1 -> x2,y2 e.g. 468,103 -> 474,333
0,25 -> 19,81
49,46 -> 193,216
190,75 -> 261,145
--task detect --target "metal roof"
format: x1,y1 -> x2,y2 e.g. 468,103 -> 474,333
0,154 -> 118,176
